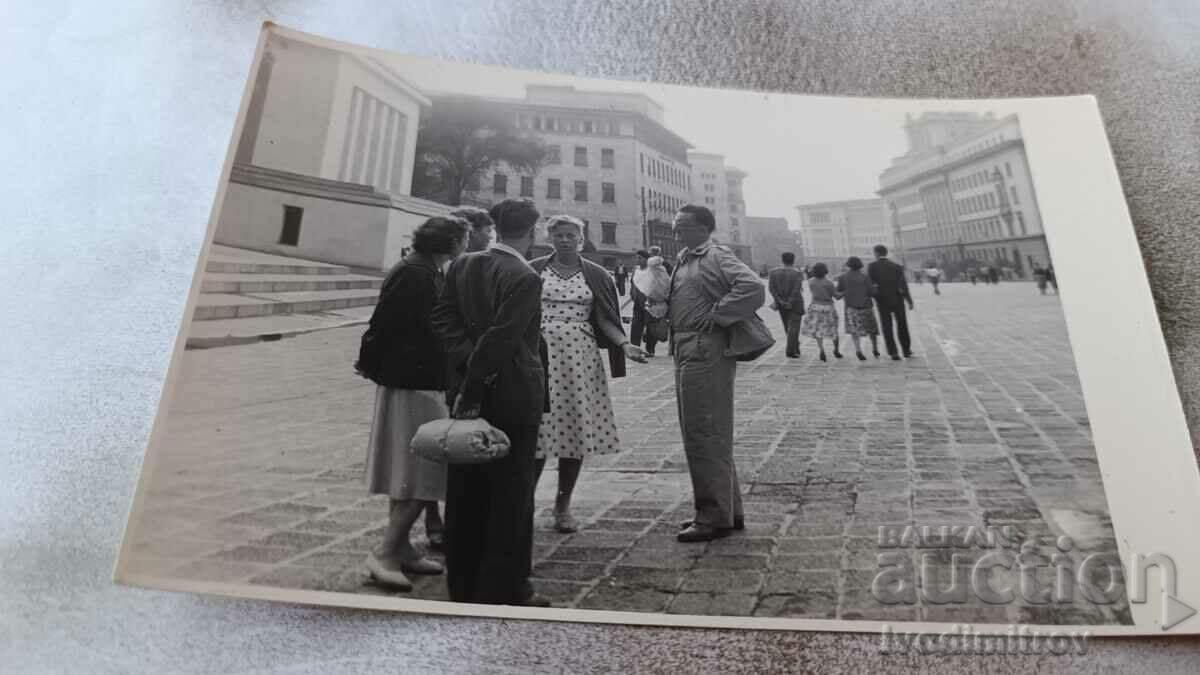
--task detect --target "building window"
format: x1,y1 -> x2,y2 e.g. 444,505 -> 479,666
547,145 -> 561,164
533,117 -> 542,130
1005,162 -> 1012,178
601,148 -> 614,169
1017,212 -> 1027,235
465,173 -> 480,192
601,222 -> 617,244
574,180 -> 588,202
520,175 -> 534,197
640,153 -> 644,173
547,178 -> 561,200
279,205 -> 303,246
1010,186 -> 1019,205
583,120 -> 593,134
574,146 -> 588,167
493,173 -> 507,194
602,182 -> 615,203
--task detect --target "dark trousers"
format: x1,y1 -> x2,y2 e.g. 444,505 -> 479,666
445,421 -> 537,605
630,303 -> 659,355
616,278 -> 626,296
777,307 -> 802,356
877,303 -> 911,356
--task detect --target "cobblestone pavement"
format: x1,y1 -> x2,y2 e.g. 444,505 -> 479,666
124,281 -> 1131,624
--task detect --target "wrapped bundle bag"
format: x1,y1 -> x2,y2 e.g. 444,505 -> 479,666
410,417 -> 511,464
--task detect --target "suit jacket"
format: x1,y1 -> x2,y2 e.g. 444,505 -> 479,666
767,266 -> 806,312
867,258 -> 912,309
529,255 -> 628,379
431,249 -> 548,426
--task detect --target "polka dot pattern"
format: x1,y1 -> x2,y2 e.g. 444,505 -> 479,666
535,265 -> 621,461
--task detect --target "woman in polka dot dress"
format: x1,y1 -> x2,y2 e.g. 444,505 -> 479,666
530,216 -> 648,532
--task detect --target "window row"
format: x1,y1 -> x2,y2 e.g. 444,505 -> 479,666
951,162 -> 1015,192
640,153 -> 688,189
489,174 -> 616,202
519,115 -> 619,136
645,187 -> 685,215
544,145 -> 616,168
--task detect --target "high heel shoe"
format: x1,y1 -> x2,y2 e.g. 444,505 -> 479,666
873,349 -> 880,359
833,348 -> 843,359
819,351 -> 827,362
856,351 -> 866,361
365,553 -> 412,591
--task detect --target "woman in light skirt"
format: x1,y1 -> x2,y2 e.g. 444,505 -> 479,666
355,216 -> 470,591
836,256 -> 881,360
800,262 -> 842,361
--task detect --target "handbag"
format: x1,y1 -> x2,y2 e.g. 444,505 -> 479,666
411,417 -> 511,464
648,316 -> 670,343
723,313 -> 776,362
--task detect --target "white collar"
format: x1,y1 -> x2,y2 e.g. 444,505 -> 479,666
489,242 -> 534,269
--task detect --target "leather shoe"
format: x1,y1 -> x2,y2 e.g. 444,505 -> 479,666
681,517 -> 743,531
677,523 -> 731,542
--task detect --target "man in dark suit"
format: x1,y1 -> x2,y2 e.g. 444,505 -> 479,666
431,197 -> 549,607
767,251 -> 806,358
867,244 -> 915,361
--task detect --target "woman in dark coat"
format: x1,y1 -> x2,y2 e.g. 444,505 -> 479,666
530,215 -> 647,532
355,215 -> 470,591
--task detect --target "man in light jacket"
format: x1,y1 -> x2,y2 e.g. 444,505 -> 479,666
668,204 -> 765,542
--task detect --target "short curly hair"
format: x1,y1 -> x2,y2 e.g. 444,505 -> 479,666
845,256 -> 863,271
450,206 -> 494,234
412,216 -> 470,255
810,262 -> 829,278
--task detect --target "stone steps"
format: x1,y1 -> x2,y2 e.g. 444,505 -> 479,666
187,245 -> 383,347
193,288 -> 381,320
200,272 -> 382,294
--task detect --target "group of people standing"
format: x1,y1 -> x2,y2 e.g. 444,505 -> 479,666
355,200 -> 768,607
768,245 -> 916,362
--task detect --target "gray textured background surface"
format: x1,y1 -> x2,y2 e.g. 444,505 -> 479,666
3,1 -> 1200,672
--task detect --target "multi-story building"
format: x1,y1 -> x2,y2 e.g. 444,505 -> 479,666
795,198 -> 890,270
685,153 -> 752,262
877,112 -> 1049,278
455,84 -> 693,268
741,216 -> 796,271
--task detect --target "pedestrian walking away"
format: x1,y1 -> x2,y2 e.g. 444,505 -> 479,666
768,251 -> 806,358
355,215 -> 471,591
530,216 -> 646,534
867,244 -> 915,360
925,264 -> 943,295
800,262 -> 841,361
613,263 -> 628,296
668,204 -> 767,543
431,198 -> 550,608
835,256 -> 880,360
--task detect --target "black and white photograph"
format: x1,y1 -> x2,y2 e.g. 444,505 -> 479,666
114,24 -> 1194,633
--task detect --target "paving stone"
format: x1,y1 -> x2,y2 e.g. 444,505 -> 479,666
128,285 -> 1126,624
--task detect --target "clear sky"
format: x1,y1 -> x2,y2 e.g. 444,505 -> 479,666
383,51 -> 1029,230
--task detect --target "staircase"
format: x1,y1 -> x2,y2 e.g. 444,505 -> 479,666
187,245 -> 384,349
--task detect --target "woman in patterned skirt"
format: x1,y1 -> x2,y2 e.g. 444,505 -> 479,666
530,216 -> 647,533
800,262 -> 842,361
836,256 -> 880,360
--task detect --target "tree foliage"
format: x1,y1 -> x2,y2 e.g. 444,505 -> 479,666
412,97 -> 546,206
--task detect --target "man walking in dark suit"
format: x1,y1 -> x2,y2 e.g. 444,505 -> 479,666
767,252 -> 806,358
431,198 -> 549,607
867,244 -> 915,361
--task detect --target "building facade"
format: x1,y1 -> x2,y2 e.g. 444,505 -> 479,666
877,112 -> 1049,278
457,85 -> 693,268
741,216 -> 796,271
795,198 -> 890,271
217,33 -> 448,271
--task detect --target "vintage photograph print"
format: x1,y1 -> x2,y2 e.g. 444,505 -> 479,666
117,25 -> 1200,634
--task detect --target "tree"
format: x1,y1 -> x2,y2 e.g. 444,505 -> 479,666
412,97 -> 546,206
